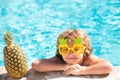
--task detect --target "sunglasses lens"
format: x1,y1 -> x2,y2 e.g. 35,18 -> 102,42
74,46 -> 84,54
59,47 -> 68,55
58,45 -> 85,56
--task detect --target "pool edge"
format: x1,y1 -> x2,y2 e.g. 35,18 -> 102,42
0,66 -> 120,80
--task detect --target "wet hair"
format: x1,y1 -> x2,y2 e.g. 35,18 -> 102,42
56,29 -> 93,62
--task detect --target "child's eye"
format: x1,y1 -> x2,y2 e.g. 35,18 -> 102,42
74,47 -> 81,52
60,47 -> 68,52
74,48 -> 80,51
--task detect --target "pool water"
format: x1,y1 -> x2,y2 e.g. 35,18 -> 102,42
0,0 -> 120,66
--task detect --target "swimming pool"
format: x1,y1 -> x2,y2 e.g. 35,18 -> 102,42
0,0 -> 120,66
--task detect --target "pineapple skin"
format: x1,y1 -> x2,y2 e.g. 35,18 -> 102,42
4,43 -> 28,79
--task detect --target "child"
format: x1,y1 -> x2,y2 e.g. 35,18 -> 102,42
32,29 -> 113,75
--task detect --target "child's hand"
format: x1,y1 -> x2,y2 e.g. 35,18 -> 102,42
63,64 -> 86,75
63,64 -> 80,71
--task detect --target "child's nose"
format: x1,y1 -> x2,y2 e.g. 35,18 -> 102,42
69,50 -> 74,55
67,50 -> 74,58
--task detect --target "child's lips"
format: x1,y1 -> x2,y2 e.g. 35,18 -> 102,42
68,57 -> 77,59
67,56 -> 78,59
67,57 -> 78,60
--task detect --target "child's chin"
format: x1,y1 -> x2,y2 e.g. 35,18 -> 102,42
66,61 -> 79,64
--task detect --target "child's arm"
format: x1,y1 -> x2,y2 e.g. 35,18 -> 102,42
64,56 -> 113,75
80,60 -> 113,75
32,56 -> 71,72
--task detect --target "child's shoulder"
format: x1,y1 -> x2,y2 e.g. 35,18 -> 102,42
83,55 -> 102,66
89,55 -> 100,60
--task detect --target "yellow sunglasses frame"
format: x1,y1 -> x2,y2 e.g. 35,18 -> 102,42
58,44 -> 86,56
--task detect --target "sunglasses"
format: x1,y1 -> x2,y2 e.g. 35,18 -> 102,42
58,44 -> 86,56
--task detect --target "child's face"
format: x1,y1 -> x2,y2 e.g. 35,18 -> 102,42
61,40 -> 84,64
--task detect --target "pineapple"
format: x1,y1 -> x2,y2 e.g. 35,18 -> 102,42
3,32 -> 28,79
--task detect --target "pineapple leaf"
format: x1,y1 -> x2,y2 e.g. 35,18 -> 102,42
74,38 -> 82,44
4,32 -> 13,44
59,38 -> 67,44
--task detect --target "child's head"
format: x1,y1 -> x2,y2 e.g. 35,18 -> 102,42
56,29 -> 93,64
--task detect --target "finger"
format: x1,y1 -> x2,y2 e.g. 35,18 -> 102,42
73,64 -> 81,69
65,70 -> 79,76
73,65 -> 80,69
63,68 -> 72,74
64,64 -> 73,71
64,66 -> 75,72
63,68 -> 73,75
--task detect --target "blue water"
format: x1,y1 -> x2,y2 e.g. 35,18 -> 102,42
0,0 -> 120,66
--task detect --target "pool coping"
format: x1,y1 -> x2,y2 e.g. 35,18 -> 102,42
0,66 -> 120,80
